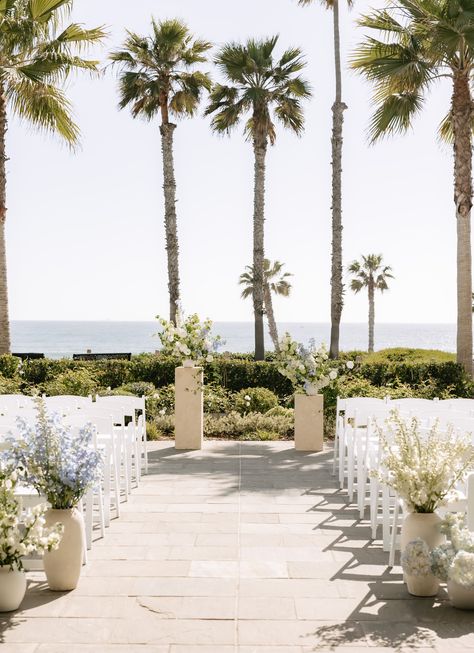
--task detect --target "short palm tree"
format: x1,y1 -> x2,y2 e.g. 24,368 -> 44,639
352,0 -> 474,374
206,37 -> 311,361
0,0 -> 105,354
110,19 -> 212,324
298,0 -> 352,359
239,259 -> 293,352
348,254 -> 393,352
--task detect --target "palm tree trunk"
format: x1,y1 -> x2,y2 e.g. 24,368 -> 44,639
0,89 -> 10,355
368,281 -> 375,353
160,122 -> 180,324
452,71 -> 473,375
329,0 -> 347,360
264,283 -> 280,352
253,138 -> 267,361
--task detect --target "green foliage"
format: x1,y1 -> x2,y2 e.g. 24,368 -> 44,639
204,383 -> 232,414
116,381 -> 155,397
363,348 -> 456,364
0,373 -> 21,394
265,405 -> 294,418
203,411 -> 293,439
0,355 -> 21,378
43,369 -> 98,397
234,387 -> 279,415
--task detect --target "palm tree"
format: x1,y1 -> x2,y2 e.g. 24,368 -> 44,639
0,0 -> 105,354
206,37 -> 311,361
348,254 -> 393,352
298,0 -> 352,360
352,0 -> 474,375
239,259 -> 293,351
110,19 -> 212,324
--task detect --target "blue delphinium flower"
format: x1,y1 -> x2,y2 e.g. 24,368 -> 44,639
2,398 -> 102,509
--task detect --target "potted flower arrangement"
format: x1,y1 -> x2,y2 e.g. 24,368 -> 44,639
2,399 -> 102,591
276,333 -> 353,451
431,513 -> 474,609
0,467 -> 63,611
376,412 -> 474,595
157,310 -> 223,367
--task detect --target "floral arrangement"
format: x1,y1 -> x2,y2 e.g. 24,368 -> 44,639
375,412 -> 474,513
431,514 -> 474,589
276,333 -> 354,394
401,539 -> 432,577
0,467 -> 63,571
156,310 -> 223,364
2,399 -> 102,510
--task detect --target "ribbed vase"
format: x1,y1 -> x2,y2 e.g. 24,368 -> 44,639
43,507 -> 84,591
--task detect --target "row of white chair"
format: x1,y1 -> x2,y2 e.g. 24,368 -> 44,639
335,396 -> 474,566
1,394 -> 149,561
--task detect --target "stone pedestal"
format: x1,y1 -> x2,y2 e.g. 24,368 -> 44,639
294,393 -> 324,452
175,366 -> 203,450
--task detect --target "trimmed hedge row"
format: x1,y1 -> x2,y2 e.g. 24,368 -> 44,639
0,352 -> 471,398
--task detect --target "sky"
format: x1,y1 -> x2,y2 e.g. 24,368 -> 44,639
6,0 -> 460,324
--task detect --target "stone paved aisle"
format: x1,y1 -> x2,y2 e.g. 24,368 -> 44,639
1,441 -> 473,652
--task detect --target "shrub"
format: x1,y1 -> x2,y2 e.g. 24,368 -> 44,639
0,373 -> 21,394
204,383 -> 232,414
265,405 -> 294,418
239,429 -> 280,441
203,411 -> 293,439
0,355 -> 21,378
43,369 -> 98,396
91,360 -> 131,388
117,381 -> 156,397
234,387 -> 279,415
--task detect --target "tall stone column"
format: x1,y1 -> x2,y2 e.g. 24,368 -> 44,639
175,366 -> 203,450
294,394 -> 324,452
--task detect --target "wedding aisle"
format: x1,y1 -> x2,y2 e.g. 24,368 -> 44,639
1,441 -> 472,652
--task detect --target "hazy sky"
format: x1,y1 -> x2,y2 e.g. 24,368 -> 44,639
7,0 -> 459,324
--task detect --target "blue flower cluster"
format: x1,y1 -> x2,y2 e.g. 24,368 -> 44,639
2,399 -> 102,509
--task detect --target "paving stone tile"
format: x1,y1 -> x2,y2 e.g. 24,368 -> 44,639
0,442 -> 470,651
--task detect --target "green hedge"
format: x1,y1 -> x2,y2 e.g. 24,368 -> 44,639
0,349 -> 471,400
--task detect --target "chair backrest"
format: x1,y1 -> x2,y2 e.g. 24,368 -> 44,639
95,395 -> 145,413
44,395 -> 92,410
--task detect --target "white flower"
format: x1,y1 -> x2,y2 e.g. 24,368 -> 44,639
346,360 -> 354,370
329,370 -> 338,380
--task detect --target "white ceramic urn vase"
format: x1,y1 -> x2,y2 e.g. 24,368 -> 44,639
43,507 -> 84,591
401,512 -> 444,597
0,567 -> 27,611
447,581 -> 474,610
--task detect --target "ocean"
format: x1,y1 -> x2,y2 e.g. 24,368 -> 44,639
9,321 -> 457,359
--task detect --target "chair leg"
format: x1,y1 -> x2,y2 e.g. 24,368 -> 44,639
389,498 -> 400,567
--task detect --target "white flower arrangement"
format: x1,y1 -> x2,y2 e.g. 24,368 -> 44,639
431,514 -> 474,589
275,333 -> 354,395
156,310 -> 223,365
0,468 -> 63,571
375,411 -> 474,513
401,539 -> 432,577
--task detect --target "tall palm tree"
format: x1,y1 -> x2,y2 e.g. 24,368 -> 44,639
298,0 -> 352,360
110,19 -> 212,324
206,37 -> 311,361
348,254 -> 393,352
239,259 -> 293,351
352,0 -> 474,375
0,0 -> 105,354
